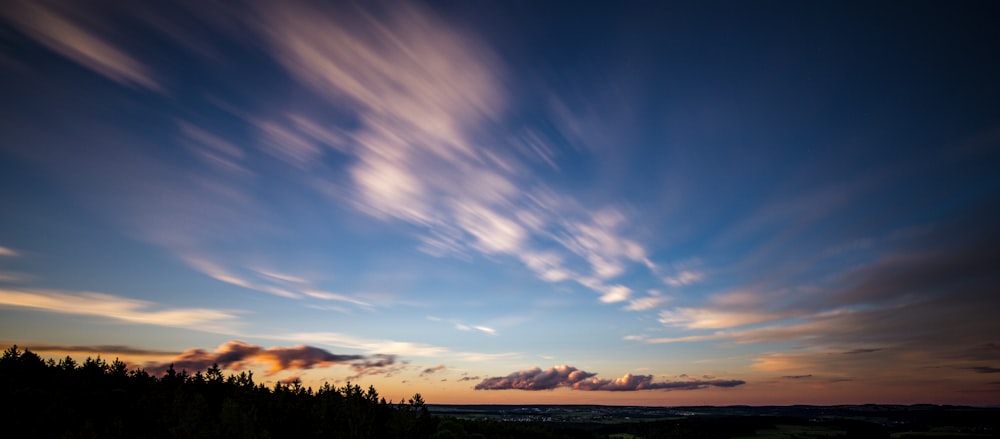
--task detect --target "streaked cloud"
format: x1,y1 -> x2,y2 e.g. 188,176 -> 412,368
435,317 -> 500,336
624,333 -> 728,344
475,365 -> 745,391
184,257 -> 371,308
664,270 -> 704,287
178,121 -> 251,176
142,340 -> 391,376
1,1 -> 161,91
0,288 -> 239,332
658,307 -> 784,330
453,351 -> 523,363
843,348 -> 882,355
0,272 -> 30,283
278,332 -> 448,357
624,290 -> 670,311
302,290 -> 371,308
184,257 -> 301,299
346,354 -> 407,381
473,326 -> 497,336
251,1 -> 655,303
0,342 -> 179,357
421,364 -> 446,376
0,246 -> 18,257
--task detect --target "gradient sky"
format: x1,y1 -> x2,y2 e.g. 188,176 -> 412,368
1,0 -> 999,406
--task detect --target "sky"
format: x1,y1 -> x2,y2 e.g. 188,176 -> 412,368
1,0 -> 999,406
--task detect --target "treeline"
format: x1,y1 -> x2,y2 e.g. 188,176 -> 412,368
0,346 -> 588,439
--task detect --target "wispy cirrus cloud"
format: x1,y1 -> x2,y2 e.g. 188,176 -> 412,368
251,1 -> 655,303
0,288 -> 239,332
0,247 -> 24,283
473,325 -> 497,335
1,1 -> 161,91
475,365 -> 745,391
183,257 -> 300,299
624,290 -> 670,311
276,332 -> 448,358
664,270 -> 704,287
177,121 -> 251,177
278,331 -> 522,365
658,307 -> 786,330
454,323 -> 498,336
3,0 -> 658,308
184,256 -> 371,308
428,316 -> 499,336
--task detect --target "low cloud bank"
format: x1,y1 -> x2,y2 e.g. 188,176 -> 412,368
475,365 -> 745,391
144,340 -> 393,376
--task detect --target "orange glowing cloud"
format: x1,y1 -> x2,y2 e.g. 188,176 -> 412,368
144,340 -> 395,376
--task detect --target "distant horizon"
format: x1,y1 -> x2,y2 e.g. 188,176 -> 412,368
2,0 -> 998,407
4,342 -> 997,408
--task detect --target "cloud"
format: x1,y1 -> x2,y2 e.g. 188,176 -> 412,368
177,121 -> 250,176
0,246 -> 18,257
184,257 -> 371,308
632,187 -> 999,381
625,333 -> 728,344
782,374 -> 814,379
843,348 -> 882,355
421,364 -> 446,376
475,365 -> 596,390
473,326 -> 497,335
143,340 -> 393,376
573,374 -> 746,391
475,365 -> 745,392
658,307 -> 784,330
278,375 -> 302,385
0,288 -> 239,332
1,1 -> 161,91
278,332 -> 448,357
436,318 -> 499,336
0,342 -> 179,357
624,290 -> 670,311
344,354 -> 406,380
302,290 -> 371,307
453,351 -> 523,363
598,284 -> 632,304
664,270 -> 704,287
183,257 -> 300,299
964,366 -> 1000,374
0,272 -> 30,283
251,1 -> 655,303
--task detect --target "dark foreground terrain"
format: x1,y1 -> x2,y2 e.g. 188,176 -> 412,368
2,346 -> 997,438
430,404 -> 1000,438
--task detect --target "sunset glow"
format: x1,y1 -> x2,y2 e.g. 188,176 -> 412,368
1,0 -> 998,406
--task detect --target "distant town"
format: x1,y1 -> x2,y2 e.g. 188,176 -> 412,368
429,404 -> 999,438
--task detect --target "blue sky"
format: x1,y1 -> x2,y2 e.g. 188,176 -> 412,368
1,0 -> 999,405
